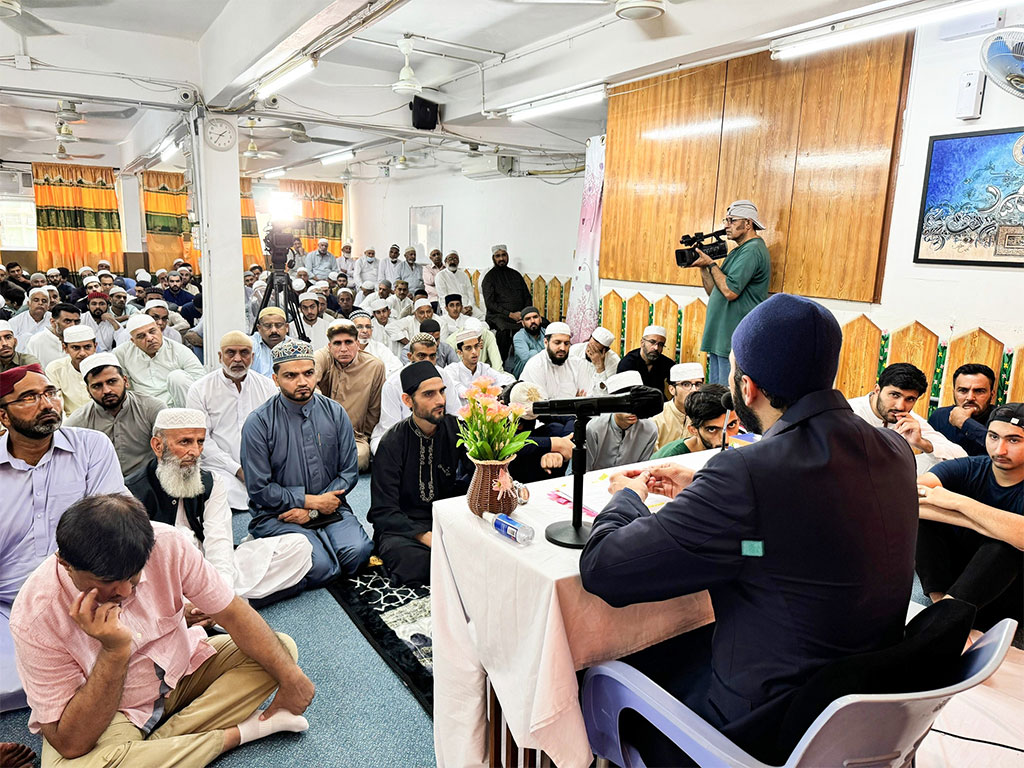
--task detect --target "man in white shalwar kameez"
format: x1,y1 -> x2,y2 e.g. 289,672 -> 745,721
520,321 -> 599,399
126,408 -> 313,605
186,331 -> 279,510
114,314 -> 204,407
445,327 -> 514,407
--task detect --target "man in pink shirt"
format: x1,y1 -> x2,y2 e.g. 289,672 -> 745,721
10,493 -> 314,767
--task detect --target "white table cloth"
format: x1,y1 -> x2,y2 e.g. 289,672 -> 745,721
432,452 -> 716,768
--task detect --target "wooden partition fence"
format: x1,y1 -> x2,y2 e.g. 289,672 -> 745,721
597,290 -> 1024,412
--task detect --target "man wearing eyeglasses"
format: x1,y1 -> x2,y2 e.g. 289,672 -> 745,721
653,362 -> 705,450
689,200 -> 771,385
616,324 -> 676,400
0,363 -> 127,713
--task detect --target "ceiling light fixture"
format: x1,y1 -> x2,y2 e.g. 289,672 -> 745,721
770,0 -> 1008,60
506,84 -> 606,122
320,150 -> 355,166
264,169 -> 287,179
615,0 -> 665,21
256,57 -> 317,101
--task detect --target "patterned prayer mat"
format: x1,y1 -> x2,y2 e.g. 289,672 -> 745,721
328,561 -> 433,716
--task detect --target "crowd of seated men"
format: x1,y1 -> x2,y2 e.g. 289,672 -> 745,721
0,248 -> 1020,767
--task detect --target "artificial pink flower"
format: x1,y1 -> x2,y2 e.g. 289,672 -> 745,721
492,468 -> 515,500
457,404 -> 471,420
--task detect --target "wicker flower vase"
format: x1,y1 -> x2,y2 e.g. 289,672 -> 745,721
467,456 -> 517,517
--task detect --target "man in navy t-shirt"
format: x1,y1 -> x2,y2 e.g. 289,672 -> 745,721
917,402 -> 1024,628
927,363 -> 996,456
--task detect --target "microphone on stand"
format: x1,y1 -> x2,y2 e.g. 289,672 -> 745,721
720,390 -> 734,451
531,385 -> 664,549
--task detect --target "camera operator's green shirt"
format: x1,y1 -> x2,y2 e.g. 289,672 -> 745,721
700,237 -> 770,358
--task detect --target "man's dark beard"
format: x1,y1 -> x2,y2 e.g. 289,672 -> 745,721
526,324 -> 541,336
100,389 -> 127,412
695,429 -> 717,451
8,408 -> 61,439
547,349 -> 567,366
731,379 -> 763,435
90,309 -> 105,321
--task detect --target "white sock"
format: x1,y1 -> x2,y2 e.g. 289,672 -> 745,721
236,709 -> 309,745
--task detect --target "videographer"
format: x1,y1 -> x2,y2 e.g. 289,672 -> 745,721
690,200 -> 770,385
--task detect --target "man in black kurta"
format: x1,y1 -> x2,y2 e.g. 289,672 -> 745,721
481,244 -> 533,360
368,362 -> 471,586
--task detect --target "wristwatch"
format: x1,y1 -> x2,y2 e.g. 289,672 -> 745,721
308,509 -> 319,520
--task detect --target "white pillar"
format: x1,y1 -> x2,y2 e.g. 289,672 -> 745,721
117,175 -> 145,254
193,112 -> 245,368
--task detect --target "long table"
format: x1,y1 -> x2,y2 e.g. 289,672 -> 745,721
431,453 -> 716,768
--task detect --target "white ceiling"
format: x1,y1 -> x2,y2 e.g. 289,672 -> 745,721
5,0 -> 231,41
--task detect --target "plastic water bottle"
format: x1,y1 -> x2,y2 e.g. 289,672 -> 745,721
482,512 -> 535,545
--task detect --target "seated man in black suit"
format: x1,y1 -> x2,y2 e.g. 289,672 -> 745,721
580,293 -> 919,765
927,363 -> 996,456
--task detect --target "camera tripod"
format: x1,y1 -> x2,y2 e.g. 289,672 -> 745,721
250,268 -> 309,342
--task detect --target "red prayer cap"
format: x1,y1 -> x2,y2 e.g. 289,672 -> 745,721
0,363 -> 45,400
87,292 -> 109,302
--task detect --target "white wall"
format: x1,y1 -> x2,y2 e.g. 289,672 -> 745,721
348,166 -> 583,276
604,20 -> 1024,349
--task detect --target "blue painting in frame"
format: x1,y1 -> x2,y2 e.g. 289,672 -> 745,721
914,126 -> 1024,267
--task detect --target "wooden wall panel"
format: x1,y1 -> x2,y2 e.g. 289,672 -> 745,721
678,298 -> 707,365
601,290 -> 625,355
714,52 -> 804,294
602,64 -> 727,287
782,36 -> 907,302
834,315 -> 882,398
545,277 -> 563,321
940,329 -> 1005,407
888,321 -> 939,418
624,293 -> 651,353
1009,348 -> 1024,403
652,295 -> 680,360
532,276 -> 547,312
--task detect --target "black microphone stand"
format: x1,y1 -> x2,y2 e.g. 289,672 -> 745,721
545,413 -> 592,549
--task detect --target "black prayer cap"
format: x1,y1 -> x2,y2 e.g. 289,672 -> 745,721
445,293 -> 462,304
401,361 -> 442,396
419,319 -> 440,334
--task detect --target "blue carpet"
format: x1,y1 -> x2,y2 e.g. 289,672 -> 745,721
0,475 -> 437,768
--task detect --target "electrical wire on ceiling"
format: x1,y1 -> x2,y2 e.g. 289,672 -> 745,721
517,119 -> 588,147
275,94 -> 410,120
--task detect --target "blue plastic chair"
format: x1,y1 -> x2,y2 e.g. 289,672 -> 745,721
582,618 -> 1018,768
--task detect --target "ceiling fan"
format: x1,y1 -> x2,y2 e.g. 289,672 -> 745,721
9,141 -> 103,160
0,0 -> 113,37
17,100 -> 138,124
246,119 -> 355,148
239,119 -> 283,160
24,121 -> 107,145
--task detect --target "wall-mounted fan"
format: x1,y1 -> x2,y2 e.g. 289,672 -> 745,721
980,27 -> 1024,99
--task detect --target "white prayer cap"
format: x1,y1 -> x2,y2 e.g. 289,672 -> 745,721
360,281 -> 375,290
607,370 -> 643,394
591,327 -> 614,347
455,327 -> 482,344
314,281 -> 329,290
144,300 -> 169,312
136,270 -> 152,282
109,286 -> 128,297
0,320 -> 11,333
464,318 -> 485,331
445,249 -> 459,258
509,380 -> 546,404
642,324 -> 667,340
28,287 -> 49,299
328,271 -> 339,281
338,287 -> 354,296
135,268 -> 148,276
413,298 -> 431,311
155,268 -> 168,277
670,362 -> 704,383
491,243 -> 508,255
83,275 -> 100,286
404,245 -> 416,255
296,266 -> 309,274
46,268 -> 60,276
370,298 -> 390,313
125,314 -> 157,334
98,258 -> 112,267
63,325 -> 95,343
172,258 -> 184,266
78,266 -> 94,275
96,270 -> 113,278
545,321 -> 571,337
298,292 -> 319,304
364,246 -> 375,253
291,278 -> 306,292
154,408 -> 207,431
79,352 -> 119,380
318,238 -> 329,245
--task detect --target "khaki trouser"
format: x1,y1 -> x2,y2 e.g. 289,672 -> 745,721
356,437 -> 370,472
43,632 -> 298,768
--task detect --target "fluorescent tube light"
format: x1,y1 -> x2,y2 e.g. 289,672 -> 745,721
256,58 -> 317,100
771,0 -> 1007,60
320,150 -> 354,166
263,169 -> 286,179
506,85 -> 606,122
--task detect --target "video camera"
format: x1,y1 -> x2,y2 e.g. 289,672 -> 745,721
676,228 -> 728,268
263,223 -> 295,273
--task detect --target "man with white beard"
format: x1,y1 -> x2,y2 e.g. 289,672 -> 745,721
350,309 -> 400,376
186,331 -> 278,510
126,408 -> 313,606
66,352 -> 165,476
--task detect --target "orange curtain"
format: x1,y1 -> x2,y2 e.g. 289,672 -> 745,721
240,177 -> 264,269
33,163 -> 124,272
141,171 -> 203,274
278,179 -> 344,255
